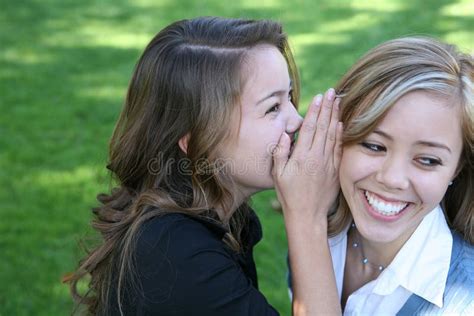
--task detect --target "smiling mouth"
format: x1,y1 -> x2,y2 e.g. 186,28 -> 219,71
364,190 -> 410,216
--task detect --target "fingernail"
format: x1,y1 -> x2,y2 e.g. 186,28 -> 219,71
327,88 -> 335,100
315,94 -> 323,106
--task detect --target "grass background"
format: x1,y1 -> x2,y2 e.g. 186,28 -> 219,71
1,0 -> 472,314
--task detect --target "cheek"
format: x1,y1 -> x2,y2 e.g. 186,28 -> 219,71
340,148 -> 378,186
411,171 -> 450,205
272,120 -> 287,142
245,119 -> 286,148
267,117 -> 286,134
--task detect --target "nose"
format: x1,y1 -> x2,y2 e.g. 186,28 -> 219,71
286,104 -> 303,134
375,155 -> 410,191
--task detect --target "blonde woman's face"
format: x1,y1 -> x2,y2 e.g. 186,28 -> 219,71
339,91 -> 463,246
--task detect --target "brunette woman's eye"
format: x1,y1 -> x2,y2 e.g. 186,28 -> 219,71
265,104 -> 280,114
361,142 -> 385,152
416,157 -> 442,167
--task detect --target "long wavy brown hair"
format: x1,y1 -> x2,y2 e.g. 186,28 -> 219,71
65,17 -> 300,315
328,37 -> 474,244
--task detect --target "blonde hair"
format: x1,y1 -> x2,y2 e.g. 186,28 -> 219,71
329,37 -> 474,243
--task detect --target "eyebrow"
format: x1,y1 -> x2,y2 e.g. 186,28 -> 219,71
373,129 -> 452,153
256,81 -> 293,105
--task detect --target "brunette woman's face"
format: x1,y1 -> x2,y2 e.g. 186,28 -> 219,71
218,45 -> 303,198
339,91 -> 463,247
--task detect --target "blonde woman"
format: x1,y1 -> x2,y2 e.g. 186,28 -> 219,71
284,37 -> 473,314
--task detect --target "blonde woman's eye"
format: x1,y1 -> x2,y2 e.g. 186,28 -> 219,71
361,142 -> 385,152
417,157 -> 442,166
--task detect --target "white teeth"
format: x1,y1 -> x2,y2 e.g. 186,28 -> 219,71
364,191 -> 408,216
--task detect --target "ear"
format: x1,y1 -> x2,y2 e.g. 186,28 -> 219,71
178,133 -> 190,154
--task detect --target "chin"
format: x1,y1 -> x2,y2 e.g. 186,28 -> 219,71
355,217 -> 414,244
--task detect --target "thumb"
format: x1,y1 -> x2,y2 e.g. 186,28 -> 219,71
272,132 -> 291,177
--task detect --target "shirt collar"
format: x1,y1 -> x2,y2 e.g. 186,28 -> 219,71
372,205 -> 452,307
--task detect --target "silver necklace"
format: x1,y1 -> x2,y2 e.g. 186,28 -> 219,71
351,223 -> 385,271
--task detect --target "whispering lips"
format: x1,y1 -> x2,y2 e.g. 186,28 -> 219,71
364,190 -> 410,216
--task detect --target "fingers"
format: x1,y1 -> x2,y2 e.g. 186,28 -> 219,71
324,97 -> 340,156
333,122 -> 343,168
292,94 -> 322,156
290,88 -> 341,164
313,88 -> 336,154
272,132 -> 291,177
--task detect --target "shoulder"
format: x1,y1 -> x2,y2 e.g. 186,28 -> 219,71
122,212 -> 277,315
438,232 -> 474,313
403,235 -> 474,315
449,232 -> 474,279
129,214 -> 234,309
136,212 -> 229,262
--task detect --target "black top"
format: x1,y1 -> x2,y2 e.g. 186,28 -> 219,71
111,208 -> 279,315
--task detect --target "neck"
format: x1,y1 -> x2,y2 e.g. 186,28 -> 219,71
348,224 -> 406,271
213,194 -> 248,222
357,233 -> 398,268
354,224 -> 415,269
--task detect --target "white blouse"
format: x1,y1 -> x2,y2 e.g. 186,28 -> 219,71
329,205 -> 453,315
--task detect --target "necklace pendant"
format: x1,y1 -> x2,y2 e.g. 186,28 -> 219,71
352,223 -> 385,272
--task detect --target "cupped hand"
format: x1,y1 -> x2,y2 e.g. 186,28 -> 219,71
272,88 -> 342,225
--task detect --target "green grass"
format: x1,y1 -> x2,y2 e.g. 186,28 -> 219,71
1,0 -> 472,314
